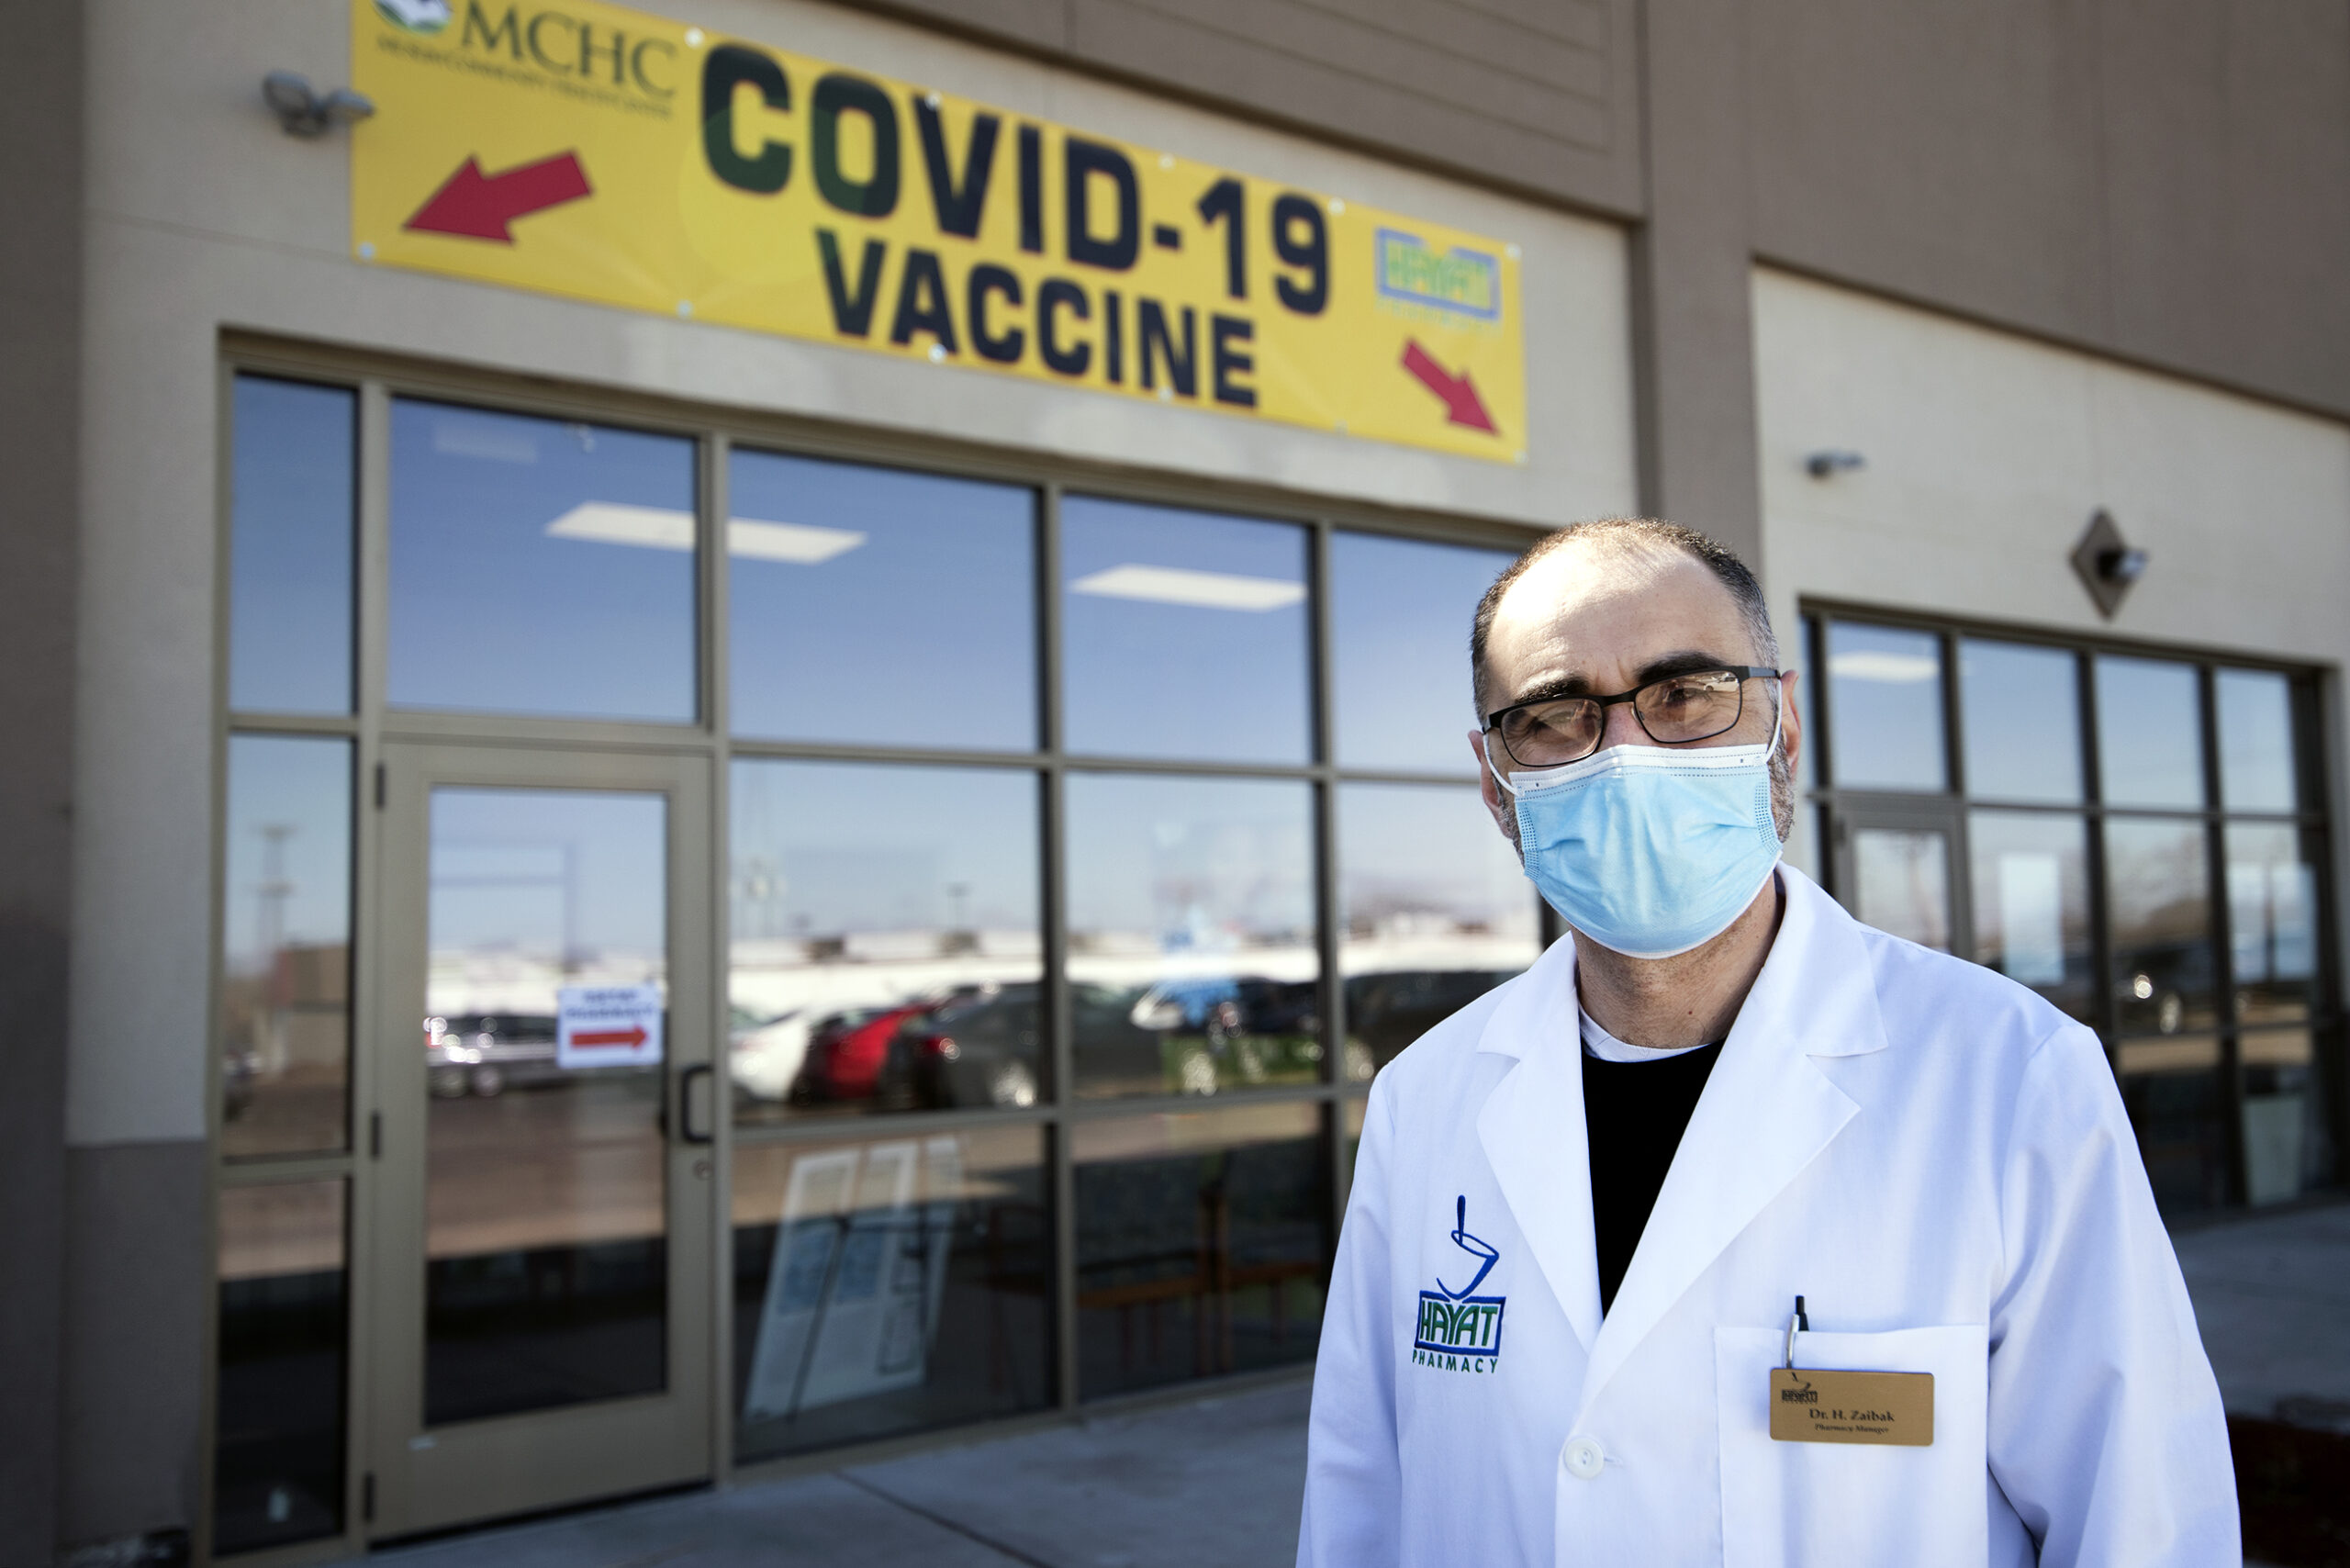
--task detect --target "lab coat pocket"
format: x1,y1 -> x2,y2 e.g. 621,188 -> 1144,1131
1715,1325 -> 1989,1568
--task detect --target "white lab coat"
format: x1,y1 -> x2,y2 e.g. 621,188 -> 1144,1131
1299,867 -> 2237,1568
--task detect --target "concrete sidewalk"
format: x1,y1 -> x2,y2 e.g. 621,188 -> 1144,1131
2173,1200 -> 2350,1427
373,1202 -> 2350,1568
376,1382 -> 1312,1568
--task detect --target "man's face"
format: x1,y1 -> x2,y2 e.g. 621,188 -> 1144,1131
1469,538 -> 1803,846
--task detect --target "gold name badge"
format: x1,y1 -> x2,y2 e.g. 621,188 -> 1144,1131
1768,1368 -> 1934,1446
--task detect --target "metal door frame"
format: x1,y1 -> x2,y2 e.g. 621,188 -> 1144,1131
363,740 -> 718,1540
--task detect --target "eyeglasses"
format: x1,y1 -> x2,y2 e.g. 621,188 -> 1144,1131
1483,666 -> 1783,769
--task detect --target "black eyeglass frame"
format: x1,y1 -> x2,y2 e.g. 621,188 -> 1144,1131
1482,666 -> 1786,767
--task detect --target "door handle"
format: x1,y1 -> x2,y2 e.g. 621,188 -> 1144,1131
678,1063 -> 715,1146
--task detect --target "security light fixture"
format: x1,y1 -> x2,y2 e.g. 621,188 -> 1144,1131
263,72 -> 375,138
1805,450 -> 1866,479
2069,509 -> 2148,619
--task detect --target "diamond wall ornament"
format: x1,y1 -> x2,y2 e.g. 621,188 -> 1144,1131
2069,509 -> 2148,619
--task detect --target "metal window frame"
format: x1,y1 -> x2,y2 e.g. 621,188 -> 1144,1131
203,332 -> 1542,1561
1802,595 -> 2344,1218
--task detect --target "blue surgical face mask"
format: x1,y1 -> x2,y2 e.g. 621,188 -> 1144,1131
1490,722 -> 1784,960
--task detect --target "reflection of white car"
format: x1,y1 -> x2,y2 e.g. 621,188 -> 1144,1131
730,1009 -> 812,1101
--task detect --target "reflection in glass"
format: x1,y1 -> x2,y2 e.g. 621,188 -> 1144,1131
2240,1029 -> 2327,1206
2218,668 -> 2298,812
2118,1055 -> 2228,1215
729,453 -> 1035,748
2105,818 -> 2216,1036
2227,823 -> 2318,1026
732,1125 -> 1050,1461
213,1180 -> 347,1554
1967,811 -> 2093,1021
1065,774 -> 1317,1099
1073,1103 -> 1328,1399
1329,532 -> 1515,772
1796,616 -> 1818,792
1340,1096 -> 1367,1198
423,789 -> 668,1426
729,761 -> 1042,1123
221,736 -> 352,1159
1826,623 -> 1944,790
1851,828 -> 1951,951
1959,640 -> 2081,802
229,377 -> 355,715
389,401 -> 697,722
2095,656 -> 2204,809
1338,783 -> 1539,1076
1061,498 -> 1310,764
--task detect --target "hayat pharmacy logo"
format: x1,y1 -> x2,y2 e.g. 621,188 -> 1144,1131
375,0 -> 453,34
1412,1195 -> 1505,1372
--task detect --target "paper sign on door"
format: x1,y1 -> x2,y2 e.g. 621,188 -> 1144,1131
556,983 -> 665,1069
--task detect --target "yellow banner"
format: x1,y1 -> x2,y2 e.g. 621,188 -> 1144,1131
351,0 -> 1525,460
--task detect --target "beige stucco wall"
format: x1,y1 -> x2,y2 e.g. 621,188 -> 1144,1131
1752,265 -> 2350,879
65,0 -> 1638,1144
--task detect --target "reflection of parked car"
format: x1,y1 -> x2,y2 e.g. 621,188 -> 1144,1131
425,1013 -> 560,1097
730,1006 -> 811,1103
790,1002 -> 935,1103
1127,977 -> 1324,1093
880,983 -> 1060,1110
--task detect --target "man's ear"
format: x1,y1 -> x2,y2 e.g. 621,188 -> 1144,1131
1471,730 -> 1520,848
1777,669 -> 1804,777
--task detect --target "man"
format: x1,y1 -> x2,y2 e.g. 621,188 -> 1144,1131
1297,520 -> 2236,1567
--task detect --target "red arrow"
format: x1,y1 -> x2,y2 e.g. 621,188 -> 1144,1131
404,151 -> 592,242
572,1025 -> 647,1049
1400,341 -> 1497,432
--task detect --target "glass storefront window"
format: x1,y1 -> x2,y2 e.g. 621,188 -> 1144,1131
1850,827 -> 1953,951
729,760 -> 1043,1121
1959,640 -> 2080,802
389,401 -> 698,722
1073,1102 -> 1328,1400
1814,605 -> 2334,1218
1328,532 -> 1515,773
1966,810 -> 2093,1022
213,1180 -> 347,1554
728,453 -> 1036,749
2105,817 -> 2218,1037
1340,1096 -> 1368,1198
1064,773 -> 1318,1099
2227,823 -> 2319,1026
220,735 -> 352,1159
1337,781 -> 1539,1077
1061,498 -> 1311,764
2241,1028 -> 2325,1206
1826,622 -> 1945,790
229,377 -> 355,715
731,1124 -> 1050,1461
2218,668 -> 2299,812
2095,656 -> 2205,809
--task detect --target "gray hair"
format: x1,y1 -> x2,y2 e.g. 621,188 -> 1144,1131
1469,517 -> 1779,716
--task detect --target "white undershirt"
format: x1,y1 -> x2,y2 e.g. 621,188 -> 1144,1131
1579,1008 -> 1712,1062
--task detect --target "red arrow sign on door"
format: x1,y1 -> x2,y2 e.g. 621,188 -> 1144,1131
405,151 -> 593,242
572,1025 -> 648,1049
1400,341 -> 1497,432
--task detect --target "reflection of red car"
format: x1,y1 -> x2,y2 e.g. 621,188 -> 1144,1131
795,1003 -> 932,1103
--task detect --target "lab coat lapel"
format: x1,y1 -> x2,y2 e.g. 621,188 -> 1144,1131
1475,935 -> 1604,1350
1573,868 -> 1887,1417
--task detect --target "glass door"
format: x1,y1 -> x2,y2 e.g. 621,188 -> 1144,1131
1828,801 -> 1967,955
364,744 -> 715,1537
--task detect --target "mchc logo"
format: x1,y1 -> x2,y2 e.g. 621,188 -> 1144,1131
376,0 -> 453,32
1781,1378 -> 1820,1404
1412,1195 -> 1505,1373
